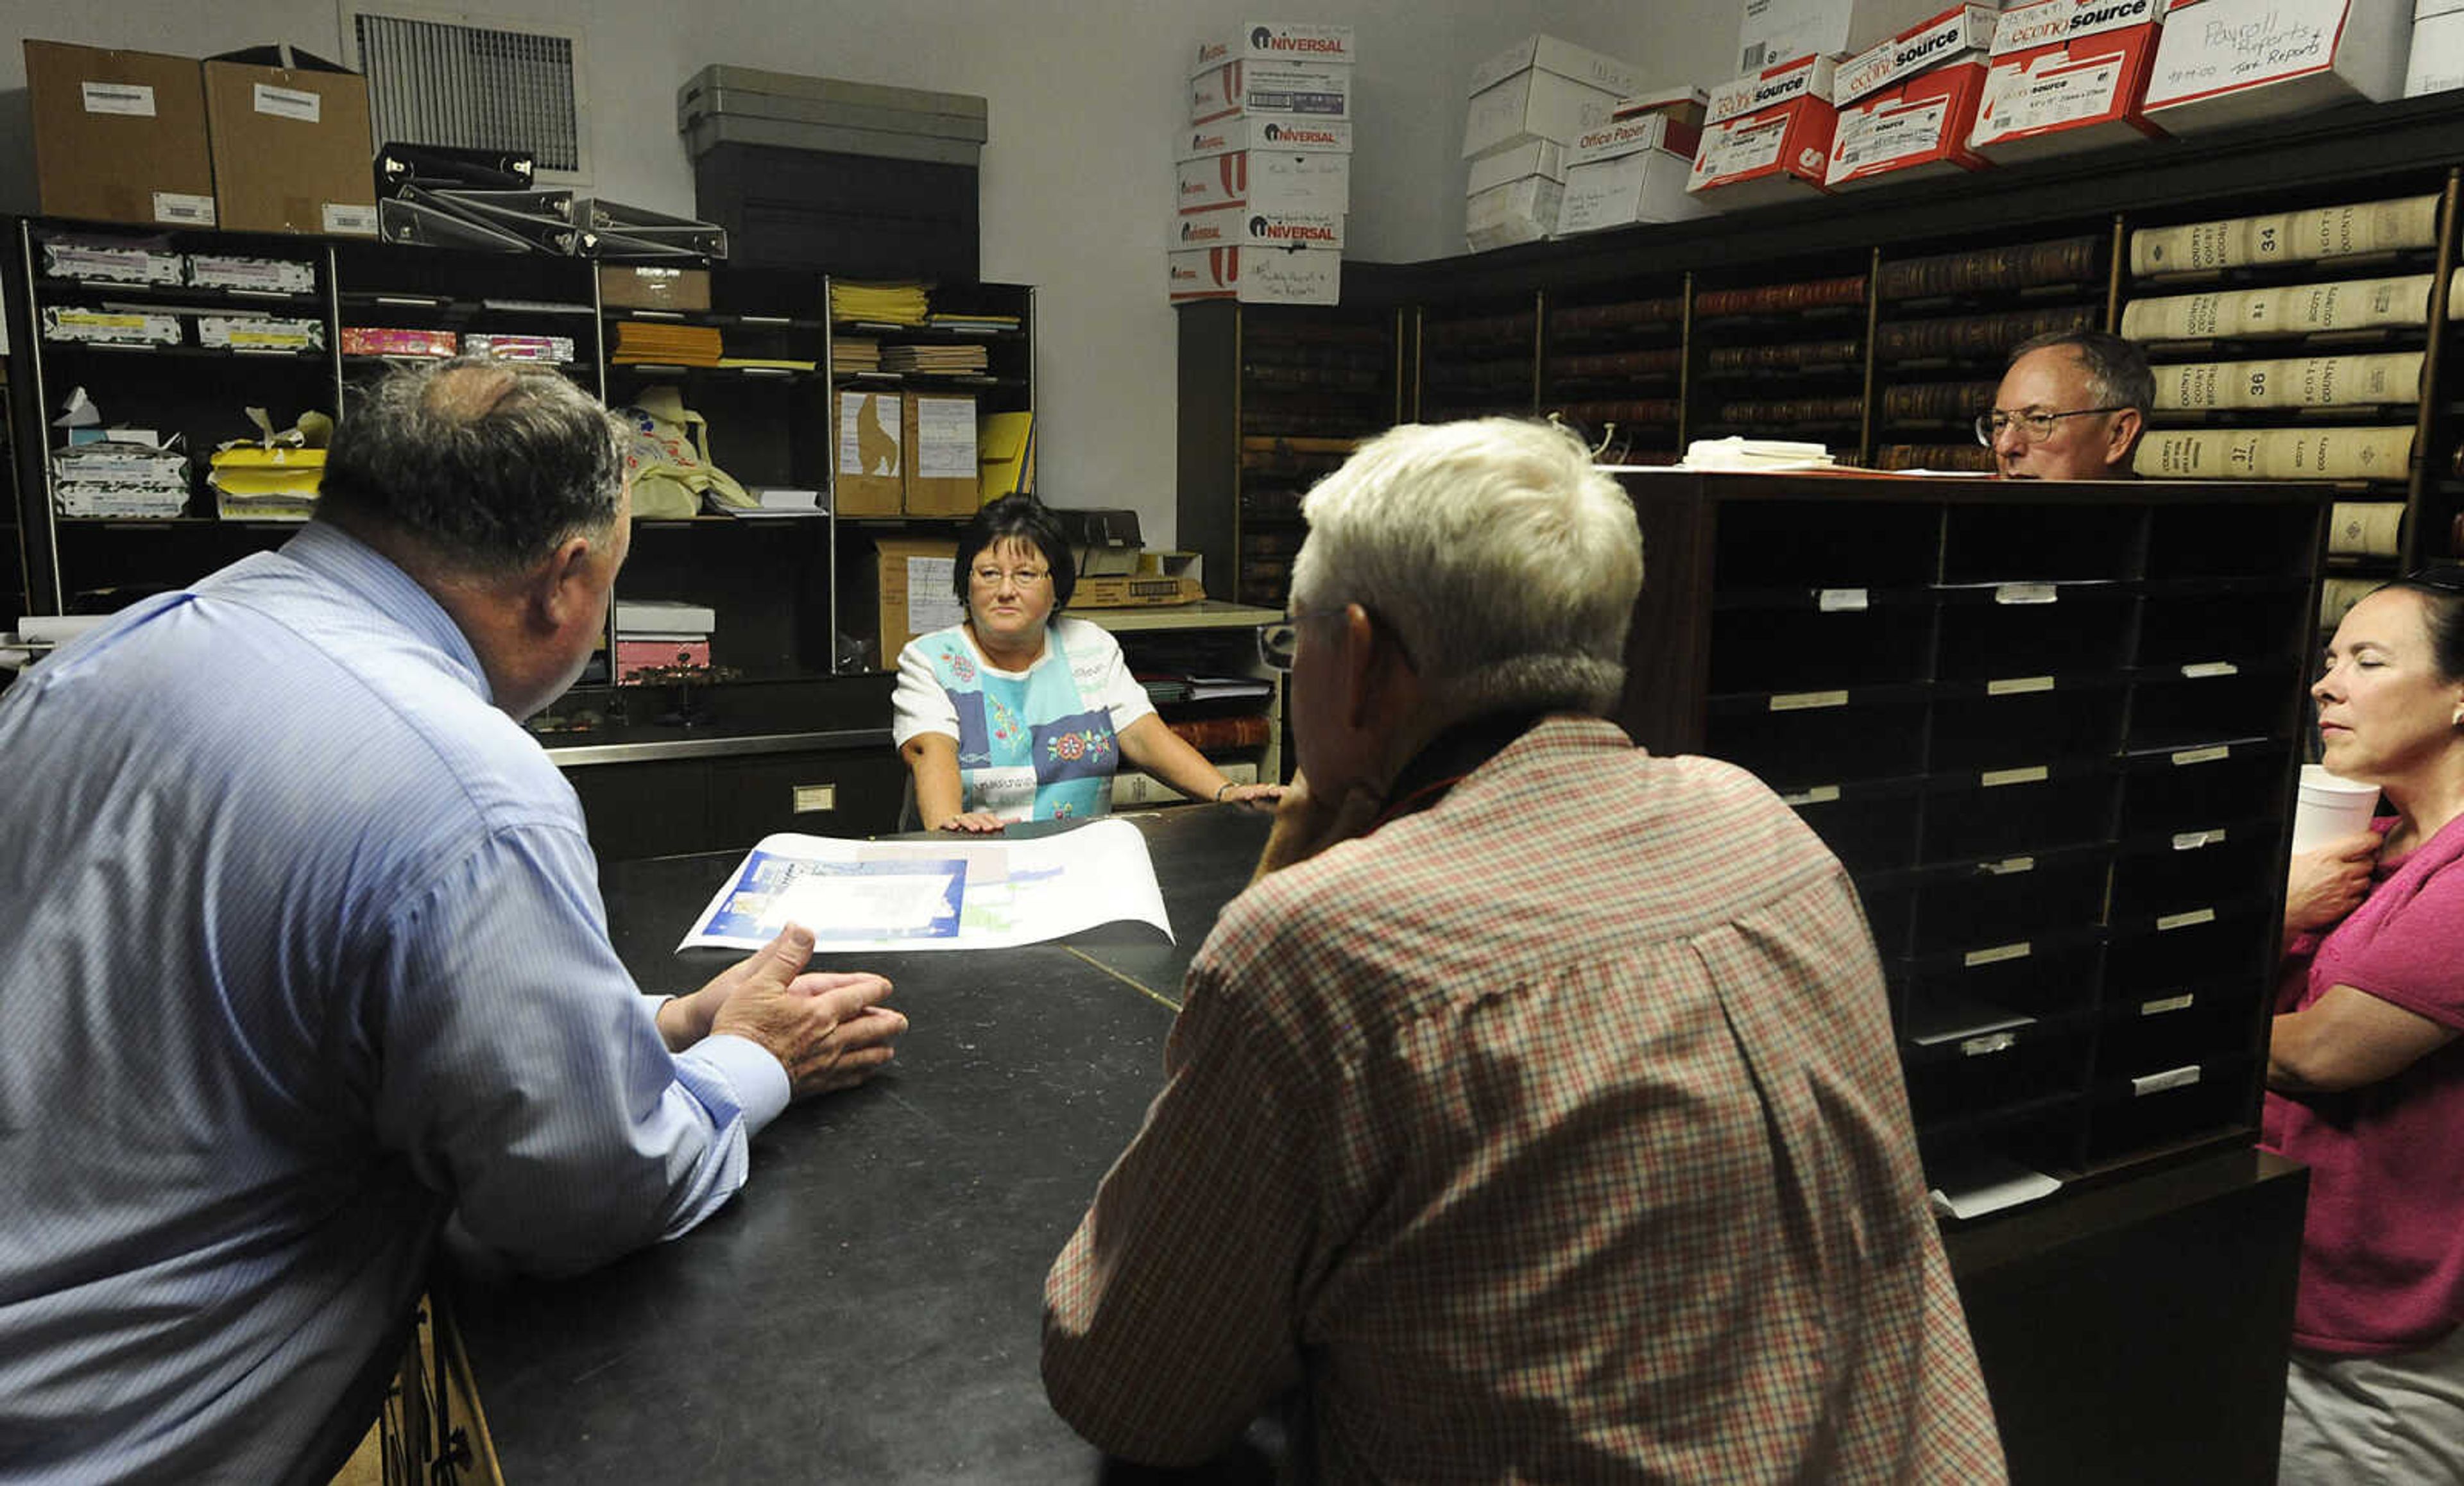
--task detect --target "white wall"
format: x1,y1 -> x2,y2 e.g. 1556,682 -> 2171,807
0,1 -> 1738,545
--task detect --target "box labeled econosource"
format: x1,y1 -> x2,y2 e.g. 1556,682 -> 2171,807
1970,0 -> 2168,159
2142,0 -> 2408,130
25,40 -> 219,227
1190,58 -> 1353,122
1691,55 -> 1839,205
201,48 -> 379,236
1176,149 -> 1352,213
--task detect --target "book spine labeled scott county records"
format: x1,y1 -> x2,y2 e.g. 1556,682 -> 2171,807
1695,275 -> 1870,316
1878,233 -> 2105,298
2128,194 -> 2444,276
2152,352 -> 2426,410
2132,425 -> 2416,480
2121,271 -> 2449,340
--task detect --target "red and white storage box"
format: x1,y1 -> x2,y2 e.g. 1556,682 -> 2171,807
1192,24 -> 1355,74
1970,0 -> 2168,160
1690,55 -> 1839,205
1167,243 -> 1341,304
1176,149 -> 1351,214
1560,114 -> 1713,232
1190,58 -> 1352,123
1825,4 -> 1998,187
2142,0 -> 2408,130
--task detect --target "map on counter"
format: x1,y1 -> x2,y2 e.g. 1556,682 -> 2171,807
676,817 -> 1174,953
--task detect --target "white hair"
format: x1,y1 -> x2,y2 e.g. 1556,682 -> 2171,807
1290,418 -> 1643,720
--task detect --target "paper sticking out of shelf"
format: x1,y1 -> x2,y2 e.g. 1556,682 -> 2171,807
1673,436 -> 1839,471
1928,1154 -> 2063,1221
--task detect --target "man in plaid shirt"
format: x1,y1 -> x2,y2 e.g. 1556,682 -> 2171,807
1043,418 -> 2006,1482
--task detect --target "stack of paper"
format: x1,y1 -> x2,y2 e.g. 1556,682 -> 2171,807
726,486 -> 825,520
1674,437 -> 1838,472
610,321 -> 723,365
53,441 -> 190,518
208,446 -> 325,522
927,311 -> 1020,333
830,281 -> 930,325
880,344 -> 988,375
832,337 -> 882,374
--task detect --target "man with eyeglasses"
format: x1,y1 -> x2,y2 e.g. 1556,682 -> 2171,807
1980,329 -> 2153,480
1043,418 -> 2006,1482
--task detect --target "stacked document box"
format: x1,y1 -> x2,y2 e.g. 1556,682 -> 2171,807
1171,23 -> 1355,304
1463,35 -> 1642,251
1557,89 -> 1713,234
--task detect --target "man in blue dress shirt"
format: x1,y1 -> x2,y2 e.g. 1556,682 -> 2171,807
0,359 -> 907,1483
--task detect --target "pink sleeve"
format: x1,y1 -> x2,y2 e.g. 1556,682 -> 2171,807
2332,857 -> 2464,1032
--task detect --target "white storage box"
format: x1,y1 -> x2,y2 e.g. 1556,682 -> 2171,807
1177,149 -> 1352,213
1168,244 -> 1342,303
2143,0 -> 2408,130
1181,116 -> 1353,158
1466,176 -> 1563,250
1464,66 -> 1622,157
2407,0 -> 2464,93
1193,24 -> 1356,74
1469,34 -> 1647,96
1559,148 -> 1715,232
1736,0 -> 1957,71
1466,139 -> 1566,196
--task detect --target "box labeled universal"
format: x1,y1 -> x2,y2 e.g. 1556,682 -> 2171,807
1170,210 -> 1242,251
2142,0 -> 2408,130
1969,0 -> 2166,160
1568,111 -> 1704,167
24,40 -> 219,227
1176,149 -> 1352,213
1466,176 -> 1563,251
1466,139 -> 1567,196
1191,58 -> 1353,122
1192,24 -> 1356,74
1692,56 -> 1839,205
1469,35 -> 1648,96
1464,62 -> 1625,157
1238,209 -> 1346,249
1167,244 -> 1342,305
1560,148 -> 1715,232
1179,116 -> 1353,158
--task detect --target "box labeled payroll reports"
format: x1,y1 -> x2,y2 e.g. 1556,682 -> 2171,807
2142,0 -> 2408,130
1167,243 -> 1342,304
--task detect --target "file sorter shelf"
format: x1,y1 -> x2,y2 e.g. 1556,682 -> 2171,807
1611,470 -> 2329,1191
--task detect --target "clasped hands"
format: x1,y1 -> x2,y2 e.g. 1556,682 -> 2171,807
657,924 -> 907,1098
2283,828 -> 2381,943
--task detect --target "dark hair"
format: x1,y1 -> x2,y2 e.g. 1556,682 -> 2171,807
2006,329 -> 2155,416
318,357 -> 624,575
2380,565 -> 2464,680
951,494 -> 1077,610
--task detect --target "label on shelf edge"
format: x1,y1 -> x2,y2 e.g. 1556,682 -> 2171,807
1960,1030 -> 2020,1057
2170,746 -> 2230,765
1994,581 -> 2058,604
1987,675 -> 2055,695
2171,828 -> 2227,850
2141,993 -> 2196,1015
1817,587 -> 1869,611
2132,1064 -> 2202,1097
1964,941 -> 2032,966
1780,784 -> 1842,805
2157,907 -> 2218,931
2180,660 -> 2239,678
1979,855 -> 2036,875
1981,764 -> 2049,787
1769,689 -> 1850,711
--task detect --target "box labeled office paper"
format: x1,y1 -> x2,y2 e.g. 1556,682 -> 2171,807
1971,0 -> 2168,159
201,49 -> 379,236
25,40 -> 218,227
835,390 -> 904,517
2143,0 -> 2408,129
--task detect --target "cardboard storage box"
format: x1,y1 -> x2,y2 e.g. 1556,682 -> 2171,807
599,265 -> 712,312
1689,55 -> 1839,206
1176,149 -> 1352,213
2407,0 -> 2464,94
1469,35 -> 1647,97
1464,64 -> 1623,157
25,40 -> 218,227
1190,58 -> 1353,123
2143,0 -> 2408,130
1568,111 -> 1705,169
835,389 -> 905,516
1193,24 -> 1356,73
201,47 -> 378,236
903,393 -> 980,517
1826,5 -> 1997,187
1181,116 -> 1353,158
1467,176 -> 1564,250
1970,0 -> 2168,159
1172,211 -> 1242,252
871,537 -> 961,662
1167,244 -> 1342,304
1466,139 -> 1567,196
1559,147 -> 1713,232
1050,508 -> 1144,577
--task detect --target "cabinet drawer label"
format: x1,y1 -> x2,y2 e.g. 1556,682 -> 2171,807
1987,675 -> 2055,696
2157,907 -> 2217,932
2172,828 -> 2227,850
253,83 -> 323,123
83,81 -> 157,116
1994,582 -> 2058,605
1979,855 -> 2036,876
1769,689 -> 1849,712
2141,993 -> 2196,1016
1817,587 -> 1869,611
1960,1030 -> 2019,1057
1964,941 -> 2032,967
2132,1064 -> 2202,1097
791,784 -> 837,814
2180,661 -> 2239,678
1981,764 -> 2049,787
2170,746 -> 2230,766
1780,784 -> 1842,806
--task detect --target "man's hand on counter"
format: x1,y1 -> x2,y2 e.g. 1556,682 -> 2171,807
680,924 -> 909,1097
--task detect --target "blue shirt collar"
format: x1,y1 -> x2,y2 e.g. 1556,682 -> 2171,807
281,521 -> 493,704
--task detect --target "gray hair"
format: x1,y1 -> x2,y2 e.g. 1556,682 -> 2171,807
1291,418 -> 1643,720
318,357 -> 625,576
2007,329 -> 2155,416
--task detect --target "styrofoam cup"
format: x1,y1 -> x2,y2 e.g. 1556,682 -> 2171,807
2291,764 -> 2381,853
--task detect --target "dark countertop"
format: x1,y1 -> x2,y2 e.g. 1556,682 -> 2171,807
446,805 -> 1271,1483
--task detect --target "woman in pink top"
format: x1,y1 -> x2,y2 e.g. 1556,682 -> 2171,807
2270,566 -> 2464,1484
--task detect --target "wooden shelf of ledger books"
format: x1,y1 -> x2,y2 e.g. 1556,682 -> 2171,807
1610,470 -> 2329,1206
1176,92 -> 2464,608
